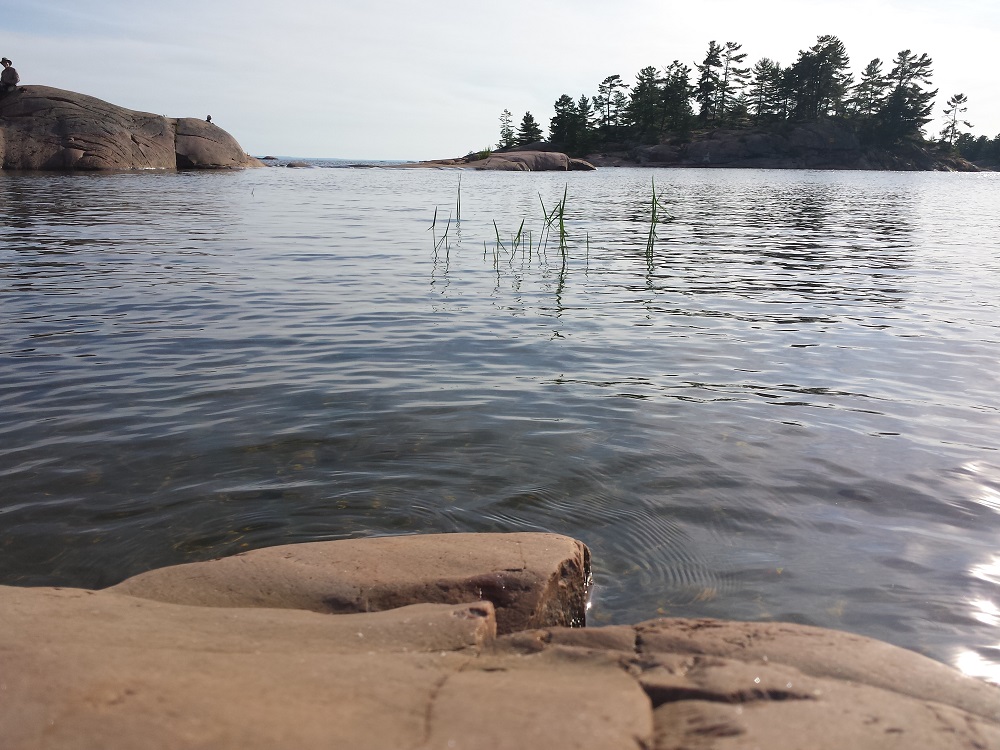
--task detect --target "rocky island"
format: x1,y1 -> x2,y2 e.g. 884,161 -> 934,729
395,118 -> 978,173
0,86 -> 261,170
3,532 -> 997,748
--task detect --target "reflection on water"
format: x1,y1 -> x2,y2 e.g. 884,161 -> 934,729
958,554 -> 1000,683
955,460 -> 1000,683
2,166 -> 1000,684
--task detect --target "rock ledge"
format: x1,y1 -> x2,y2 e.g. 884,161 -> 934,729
3,532 -> 998,749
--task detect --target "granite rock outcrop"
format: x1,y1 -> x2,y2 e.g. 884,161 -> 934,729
399,150 -> 596,171
110,532 -> 590,635
0,85 -> 261,170
3,532 -> 998,749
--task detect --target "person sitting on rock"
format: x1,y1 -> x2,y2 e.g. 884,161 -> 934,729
0,58 -> 20,96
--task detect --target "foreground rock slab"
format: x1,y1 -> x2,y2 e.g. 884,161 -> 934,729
3,532 -> 998,749
503,621 -> 1000,749
110,532 -> 591,634
0,86 -> 261,170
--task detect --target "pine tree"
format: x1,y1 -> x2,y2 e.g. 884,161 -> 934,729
627,66 -> 664,143
595,75 -> 629,132
748,58 -> 784,124
609,90 -> 629,132
549,95 -> 578,147
498,109 -> 516,150
695,41 -> 723,124
575,94 -> 597,154
939,93 -> 972,149
873,50 -> 937,145
516,111 -> 544,145
788,35 -> 852,120
716,42 -> 750,124
850,59 -> 889,119
659,61 -> 695,135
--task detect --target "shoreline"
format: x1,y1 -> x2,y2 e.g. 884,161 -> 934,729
5,532 -> 998,748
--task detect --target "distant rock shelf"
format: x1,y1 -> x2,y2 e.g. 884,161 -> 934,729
399,149 -> 597,171
0,85 -> 262,170
3,532 -> 997,748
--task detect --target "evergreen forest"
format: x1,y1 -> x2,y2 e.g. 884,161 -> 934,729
494,35 -> 998,165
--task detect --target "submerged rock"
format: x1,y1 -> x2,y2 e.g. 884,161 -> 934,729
3,532 -> 998,749
0,85 -> 262,170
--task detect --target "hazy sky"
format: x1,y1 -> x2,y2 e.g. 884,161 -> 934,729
5,0 -> 998,159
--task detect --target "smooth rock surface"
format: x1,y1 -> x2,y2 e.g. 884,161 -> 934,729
4,532 -> 998,749
398,150 -> 596,172
0,86 -> 261,170
500,622 -> 1000,749
110,532 -> 591,635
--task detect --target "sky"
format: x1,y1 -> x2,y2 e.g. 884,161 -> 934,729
4,0 -> 998,159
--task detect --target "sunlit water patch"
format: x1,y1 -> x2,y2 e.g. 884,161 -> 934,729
2,166 -> 999,683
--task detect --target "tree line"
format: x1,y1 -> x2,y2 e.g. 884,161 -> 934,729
495,35 -> 991,161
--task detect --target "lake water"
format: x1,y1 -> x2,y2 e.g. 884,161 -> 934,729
2,164 -> 999,684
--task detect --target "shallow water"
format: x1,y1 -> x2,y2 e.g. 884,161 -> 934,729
2,164 -> 999,683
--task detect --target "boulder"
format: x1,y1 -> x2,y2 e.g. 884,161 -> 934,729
0,85 -> 262,170
3,532 -> 998,749
475,151 -> 573,171
467,151 -> 597,172
174,117 -> 260,169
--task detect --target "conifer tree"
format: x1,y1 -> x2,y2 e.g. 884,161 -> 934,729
939,93 -> 972,149
575,94 -> 597,154
549,95 -> 579,146
595,75 -> 629,132
850,59 -> 889,119
696,41 -> 723,124
789,35 -> 852,120
748,58 -> 784,123
627,66 -> 665,142
716,42 -> 750,124
873,50 -> 937,144
609,90 -> 630,132
498,109 -> 516,150
516,111 -> 544,145
659,61 -> 695,134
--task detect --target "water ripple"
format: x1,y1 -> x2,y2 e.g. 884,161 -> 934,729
2,167 -> 999,682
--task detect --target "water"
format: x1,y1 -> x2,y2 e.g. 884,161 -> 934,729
2,165 -> 999,683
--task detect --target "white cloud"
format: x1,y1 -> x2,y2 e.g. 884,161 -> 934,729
3,0 -> 997,158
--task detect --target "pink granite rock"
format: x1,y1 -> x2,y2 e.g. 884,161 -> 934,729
0,85 -> 261,170
110,532 -> 591,635
4,534 -> 998,749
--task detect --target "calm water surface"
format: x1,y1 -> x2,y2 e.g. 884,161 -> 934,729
2,165 -> 999,683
